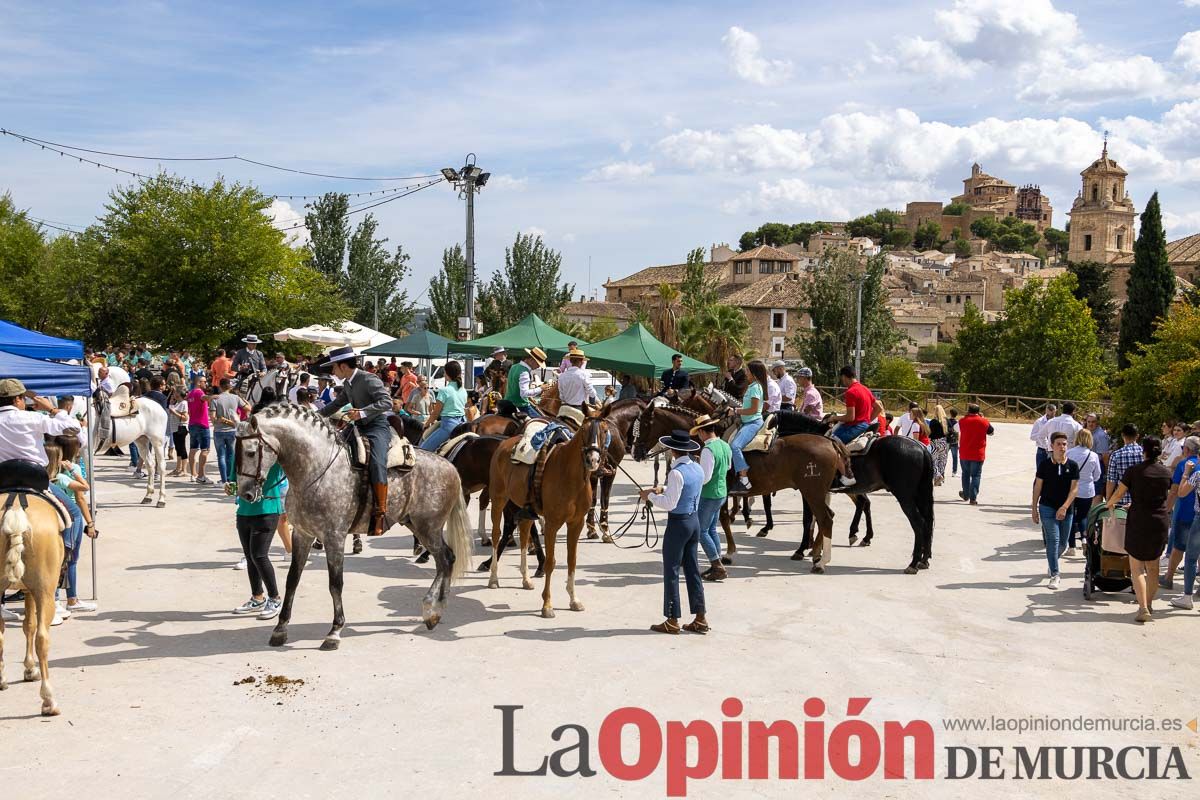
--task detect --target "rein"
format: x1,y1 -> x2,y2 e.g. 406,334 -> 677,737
606,454 -> 662,550
236,419 -> 343,497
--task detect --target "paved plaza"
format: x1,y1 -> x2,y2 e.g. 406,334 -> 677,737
2,422 -> 1196,798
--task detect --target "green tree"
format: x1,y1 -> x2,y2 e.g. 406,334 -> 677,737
342,214 -> 414,334
0,193 -> 49,328
476,232 -> 573,333
846,208 -> 901,241
954,237 -> 973,258
585,317 -> 619,342
1067,260 -> 1118,348
886,228 -> 914,248
1111,302 -> 1200,432
1043,227 -> 1070,262
738,230 -> 758,251
679,246 -> 718,315
1117,192 -> 1175,368
304,192 -> 350,281
946,275 -> 1106,398
969,217 -> 999,241
871,355 -> 933,404
427,244 -> 467,338
913,221 -> 943,250
678,303 -> 751,368
788,251 -> 901,383
789,221 -> 832,247
943,202 -> 970,215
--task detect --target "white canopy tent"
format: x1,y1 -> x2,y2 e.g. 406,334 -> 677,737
273,321 -> 395,354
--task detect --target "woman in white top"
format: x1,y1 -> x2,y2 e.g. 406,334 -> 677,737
1066,427 -> 1102,554
167,386 -> 190,477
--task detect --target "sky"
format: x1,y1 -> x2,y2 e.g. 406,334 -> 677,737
4,0 -> 1200,305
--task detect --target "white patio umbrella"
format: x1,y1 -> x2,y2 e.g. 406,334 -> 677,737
273,321 -> 396,352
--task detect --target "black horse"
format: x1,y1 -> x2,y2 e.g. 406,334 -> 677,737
772,411 -> 935,574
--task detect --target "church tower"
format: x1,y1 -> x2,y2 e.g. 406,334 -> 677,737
1067,138 -> 1136,264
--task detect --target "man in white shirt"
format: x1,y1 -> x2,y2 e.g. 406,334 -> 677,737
287,372 -> 312,404
1043,401 -> 1081,453
1029,403 -> 1058,471
0,379 -> 81,467
97,365 -> 117,395
893,402 -> 919,436
771,361 -> 796,411
557,348 -> 598,409
765,375 -> 781,413
796,367 -> 823,419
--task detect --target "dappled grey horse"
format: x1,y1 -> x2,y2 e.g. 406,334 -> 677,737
234,404 -> 473,649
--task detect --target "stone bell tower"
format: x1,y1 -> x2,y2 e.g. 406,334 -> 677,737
1067,136 -> 1137,264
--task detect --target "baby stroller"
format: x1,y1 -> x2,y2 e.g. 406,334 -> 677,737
1082,505 -> 1133,601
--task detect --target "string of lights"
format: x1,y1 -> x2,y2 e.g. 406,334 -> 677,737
26,216 -> 86,234
272,178 -> 446,231
0,127 -> 440,181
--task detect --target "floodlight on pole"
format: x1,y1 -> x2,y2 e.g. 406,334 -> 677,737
443,154 -> 487,380
441,167 -> 461,182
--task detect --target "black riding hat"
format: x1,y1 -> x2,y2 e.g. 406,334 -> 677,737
658,428 -> 700,453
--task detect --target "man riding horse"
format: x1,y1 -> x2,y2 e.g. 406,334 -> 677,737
318,346 -> 393,537
231,334 -> 267,378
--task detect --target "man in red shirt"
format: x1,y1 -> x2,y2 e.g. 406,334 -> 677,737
956,402 -> 995,505
209,349 -> 232,385
831,366 -> 883,486
397,361 -> 419,404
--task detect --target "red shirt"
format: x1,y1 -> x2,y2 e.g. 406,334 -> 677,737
843,380 -> 875,424
210,356 -> 231,384
877,414 -> 891,436
399,372 -> 419,401
957,413 -> 993,461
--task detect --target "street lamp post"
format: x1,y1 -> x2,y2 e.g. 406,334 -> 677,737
442,156 -> 490,381
854,277 -> 864,378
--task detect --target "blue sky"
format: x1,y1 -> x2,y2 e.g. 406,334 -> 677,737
4,0 -> 1200,302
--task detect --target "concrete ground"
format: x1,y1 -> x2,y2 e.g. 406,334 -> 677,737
2,422 -> 1197,798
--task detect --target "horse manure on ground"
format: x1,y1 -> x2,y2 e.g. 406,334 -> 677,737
232,669 -> 307,698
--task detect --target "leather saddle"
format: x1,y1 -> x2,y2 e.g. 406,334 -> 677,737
106,385 -> 138,418
436,431 -> 479,462
837,421 -> 882,456
342,417 -> 416,473
510,419 -> 572,465
0,459 -> 72,532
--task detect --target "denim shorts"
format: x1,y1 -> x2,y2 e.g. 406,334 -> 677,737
1170,513 -> 1195,552
188,424 -> 211,450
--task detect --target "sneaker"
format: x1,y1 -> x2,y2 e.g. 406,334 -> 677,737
1065,547 -> 1078,557
735,477 -> 752,492
1159,575 -> 1174,590
1135,607 -> 1152,623
1048,575 -> 1060,590
278,550 -> 291,563
257,598 -> 282,620
54,601 -> 72,620
50,611 -> 65,626
1170,594 -> 1194,610
958,491 -> 966,501
969,499 -> 978,505
133,470 -> 147,480
233,557 -> 247,571
838,475 -> 856,487
65,600 -> 97,613
195,475 -> 211,485
232,597 -> 266,615
1,606 -> 19,622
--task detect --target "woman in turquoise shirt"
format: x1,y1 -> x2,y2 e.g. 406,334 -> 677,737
231,462 -> 286,620
728,359 -> 769,493
420,360 -> 468,452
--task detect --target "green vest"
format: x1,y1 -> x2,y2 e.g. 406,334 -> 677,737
701,438 -> 731,499
504,362 -> 531,408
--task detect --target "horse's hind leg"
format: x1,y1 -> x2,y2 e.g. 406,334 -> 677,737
269,533 -> 313,647
32,581 -> 58,715
487,496 -> 506,588
600,472 -> 615,544
139,435 -> 154,503
756,494 -> 774,537
565,518 -> 585,612
418,524 -> 452,629
477,488 -> 489,547
719,503 -> 735,565
320,534 -> 347,650
861,496 -> 875,546
0,586 -> 6,691
352,534 -> 363,555
22,590 -> 37,681
518,519 -> 534,591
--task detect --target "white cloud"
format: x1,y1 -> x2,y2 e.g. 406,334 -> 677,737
1019,54 -> 1175,105
562,232 -> 577,243
658,125 -> 814,171
723,178 -> 934,219
1163,210 -> 1200,234
1175,31 -> 1200,72
619,139 -> 633,154
309,42 -> 386,58
523,226 -> 548,239
582,160 -> 656,182
488,174 -> 528,191
891,36 -> 980,78
1184,1 -> 1200,7
722,26 -> 793,86
265,199 -> 310,247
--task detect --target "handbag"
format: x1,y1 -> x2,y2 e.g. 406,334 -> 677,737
1101,510 -> 1127,555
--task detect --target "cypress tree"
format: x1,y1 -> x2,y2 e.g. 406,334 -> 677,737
1118,192 -> 1175,367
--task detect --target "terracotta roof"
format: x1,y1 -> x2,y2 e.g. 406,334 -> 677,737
719,273 -> 808,307
730,244 -> 797,262
563,301 -> 634,320
603,261 -> 727,288
1112,232 -> 1200,267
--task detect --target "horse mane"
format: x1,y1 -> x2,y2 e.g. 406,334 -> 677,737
648,401 -> 701,419
255,402 -> 340,443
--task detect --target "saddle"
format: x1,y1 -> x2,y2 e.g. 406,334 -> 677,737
345,421 -> 416,473
436,431 -> 479,461
511,419 -> 555,465
107,384 -> 138,419
837,421 -> 882,456
509,422 -> 573,518
722,413 -> 777,453
0,460 -> 72,532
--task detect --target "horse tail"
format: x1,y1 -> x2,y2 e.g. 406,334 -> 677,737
2,500 -> 31,585
829,437 -> 850,476
444,489 -> 474,583
918,447 -> 935,555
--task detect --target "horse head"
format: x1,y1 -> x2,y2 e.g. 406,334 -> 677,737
234,417 -> 278,503
579,417 -> 612,474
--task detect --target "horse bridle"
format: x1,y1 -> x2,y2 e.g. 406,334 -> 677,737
582,418 -> 609,468
235,417 -> 340,499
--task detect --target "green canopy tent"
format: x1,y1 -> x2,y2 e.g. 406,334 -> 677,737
547,323 -> 716,378
448,313 -> 586,358
362,329 -> 454,359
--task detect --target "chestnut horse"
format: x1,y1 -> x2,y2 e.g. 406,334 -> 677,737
487,417 -> 612,616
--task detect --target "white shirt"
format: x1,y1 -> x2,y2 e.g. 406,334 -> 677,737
54,408 -> 87,449
0,405 -> 80,466
1042,414 -> 1081,450
1161,436 -> 1182,467
700,446 -> 716,483
99,377 -> 117,394
776,373 -> 796,405
1030,414 -> 1055,450
557,365 -> 597,406
1067,445 -> 1101,499
647,460 -> 688,512
894,412 -> 913,435
766,378 -> 781,413
518,365 -> 542,399
287,383 -> 310,404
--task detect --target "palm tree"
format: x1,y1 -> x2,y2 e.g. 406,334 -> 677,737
652,282 -> 681,348
678,303 -> 751,367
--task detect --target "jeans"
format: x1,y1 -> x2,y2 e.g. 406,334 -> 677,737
129,441 -> 140,468
421,415 -> 465,452
730,417 -> 764,474
960,459 -> 983,500
697,496 -> 724,561
1168,508 -> 1194,553
1069,496 -> 1094,549
214,429 -> 236,483
237,513 -> 280,598
662,513 -> 705,618
833,421 -> 870,444
1039,503 -> 1073,578
47,483 -> 84,601
189,424 -> 211,451
1035,447 -> 1049,471
950,443 -> 959,474
1183,516 -> 1200,596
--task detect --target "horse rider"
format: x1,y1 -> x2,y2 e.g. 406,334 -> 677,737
829,365 -> 883,487
318,346 -> 394,537
722,354 -> 749,400
656,352 -> 690,400
639,429 -> 708,635
557,346 -> 598,412
97,365 -> 117,395
484,347 -> 511,394
503,347 -> 547,418
231,334 -> 267,377
0,378 -> 81,474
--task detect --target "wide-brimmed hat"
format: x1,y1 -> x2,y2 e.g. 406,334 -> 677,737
0,378 -> 27,397
658,428 -> 700,453
567,347 -> 586,360
491,346 -> 507,356
525,347 -> 547,366
556,405 -> 585,426
688,414 -> 723,436
327,346 -> 358,365
242,334 -> 262,344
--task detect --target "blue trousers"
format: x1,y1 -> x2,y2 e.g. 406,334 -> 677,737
960,459 -> 983,501
662,513 -> 705,618
1183,516 -> 1200,596
1039,503 -> 1073,578
1035,447 -> 1049,471
129,441 -> 140,467
359,417 -> 391,484
421,415 -> 465,452
697,496 -> 724,561
730,417 -> 763,474
949,443 -> 959,474
214,430 -> 236,483
833,421 -> 870,444
47,484 -> 84,600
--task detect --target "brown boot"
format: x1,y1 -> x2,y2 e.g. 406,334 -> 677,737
369,482 -> 389,536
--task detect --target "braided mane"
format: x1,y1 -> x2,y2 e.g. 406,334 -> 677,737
255,402 -> 340,442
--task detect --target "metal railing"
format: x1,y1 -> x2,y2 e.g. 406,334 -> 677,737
816,386 -> 1112,422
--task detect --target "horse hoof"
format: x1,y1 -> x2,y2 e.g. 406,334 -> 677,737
479,538 -> 490,548
917,560 -> 930,570
0,680 -> 7,691
415,552 -> 431,565
601,534 -> 614,544
42,704 -> 61,717
352,539 -> 363,555
790,550 -> 806,561
487,579 -> 500,589
859,539 -> 872,547
24,670 -> 36,682
319,638 -> 340,651
155,501 -> 165,508
904,565 -> 919,575
477,561 -> 493,573
586,530 -> 599,540
720,556 -> 734,566
533,569 -> 544,579
268,631 -> 288,647
522,579 -> 534,590
756,527 -> 771,538
569,600 -> 585,612
848,533 -> 858,544
140,497 -> 152,505
425,615 -> 441,630
541,607 -> 556,619
811,564 -> 825,574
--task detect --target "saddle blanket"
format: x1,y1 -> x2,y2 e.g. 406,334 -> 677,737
724,413 -> 777,452
436,431 -> 479,460
511,420 -> 571,465
845,431 -> 879,456
350,428 -> 416,471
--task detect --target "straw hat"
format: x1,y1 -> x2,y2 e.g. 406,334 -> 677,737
688,414 -> 723,436
525,347 -> 547,366
567,347 -> 586,360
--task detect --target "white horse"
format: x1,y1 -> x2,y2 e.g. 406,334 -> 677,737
236,366 -> 292,406
89,393 -> 170,508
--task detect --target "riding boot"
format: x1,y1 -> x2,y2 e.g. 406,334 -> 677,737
369,482 -> 389,536
839,456 -> 857,487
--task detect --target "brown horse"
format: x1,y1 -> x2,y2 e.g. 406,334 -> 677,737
631,401 -> 842,572
0,492 -> 66,715
487,417 -> 612,616
589,399 -> 645,539
451,414 -> 520,438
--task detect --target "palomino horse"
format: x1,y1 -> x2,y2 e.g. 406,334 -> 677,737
91,393 -> 170,507
234,404 -> 473,645
487,417 -> 612,616
0,491 -> 66,716
631,401 -> 842,572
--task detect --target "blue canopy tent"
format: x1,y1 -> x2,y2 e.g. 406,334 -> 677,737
0,349 -> 92,395
0,319 -> 84,360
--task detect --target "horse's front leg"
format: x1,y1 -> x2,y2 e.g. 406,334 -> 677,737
600,472 -> 615,544
719,502 -> 736,565
565,518 -> 585,612
320,534 -> 347,650
269,533 -> 314,647
138,436 -> 154,504
585,474 -> 599,539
